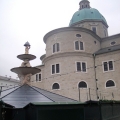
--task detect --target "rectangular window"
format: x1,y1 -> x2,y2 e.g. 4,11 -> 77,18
52,65 -> 55,74
56,64 -> 60,73
57,43 -> 59,52
53,43 -> 60,53
36,74 -> 41,81
75,41 -> 79,50
104,30 -> 106,37
75,41 -> 84,51
109,61 -> 113,70
52,64 -> 60,74
77,62 -> 81,71
53,44 -> 55,53
80,41 -> 84,50
39,74 -> 41,81
92,27 -> 96,34
103,62 -> 108,71
82,62 -> 86,72
76,62 -> 86,72
103,60 -> 114,72
36,74 -> 38,81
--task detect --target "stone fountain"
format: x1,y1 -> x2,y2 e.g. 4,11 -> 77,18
11,42 -> 41,84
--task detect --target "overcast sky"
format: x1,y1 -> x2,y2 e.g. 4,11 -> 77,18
0,0 -> 120,79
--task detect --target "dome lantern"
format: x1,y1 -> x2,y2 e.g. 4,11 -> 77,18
79,0 -> 90,10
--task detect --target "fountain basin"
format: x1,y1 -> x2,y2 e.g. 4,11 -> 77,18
17,54 -> 36,61
11,67 -> 41,75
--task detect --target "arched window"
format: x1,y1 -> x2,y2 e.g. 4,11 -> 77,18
106,80 -> 115,87
52,83 -> 60,89
78,81 -> 87,88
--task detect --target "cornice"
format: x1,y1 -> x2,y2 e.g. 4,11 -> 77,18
70,19 -> 109,28
43,27 -> 101,43
43,52 -> 93,63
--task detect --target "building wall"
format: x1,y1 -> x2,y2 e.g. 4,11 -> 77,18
32,54 -> 98,101
101,35 -> 120,48
73,21 -> 108,38
45,30 -> 100,57
31,24 -> 120,102
31,66 -> 45,89
95,50 -> 120,100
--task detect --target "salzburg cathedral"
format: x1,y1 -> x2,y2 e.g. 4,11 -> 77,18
31,0 -> 120,102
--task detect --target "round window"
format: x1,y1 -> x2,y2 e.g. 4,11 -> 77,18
76,34 -> 81,37
111,41 -> 116,45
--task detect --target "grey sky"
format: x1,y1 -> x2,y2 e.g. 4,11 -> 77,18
0,0 -> 120,79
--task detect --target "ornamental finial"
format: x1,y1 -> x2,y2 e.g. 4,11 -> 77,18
24,41 -> 30,54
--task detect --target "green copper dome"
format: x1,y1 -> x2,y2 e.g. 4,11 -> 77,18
69,8 -> 108,26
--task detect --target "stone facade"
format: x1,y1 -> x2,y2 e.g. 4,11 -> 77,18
31,0 -> 120,102
96,50 -> 120,100
74,21 -> 108,38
